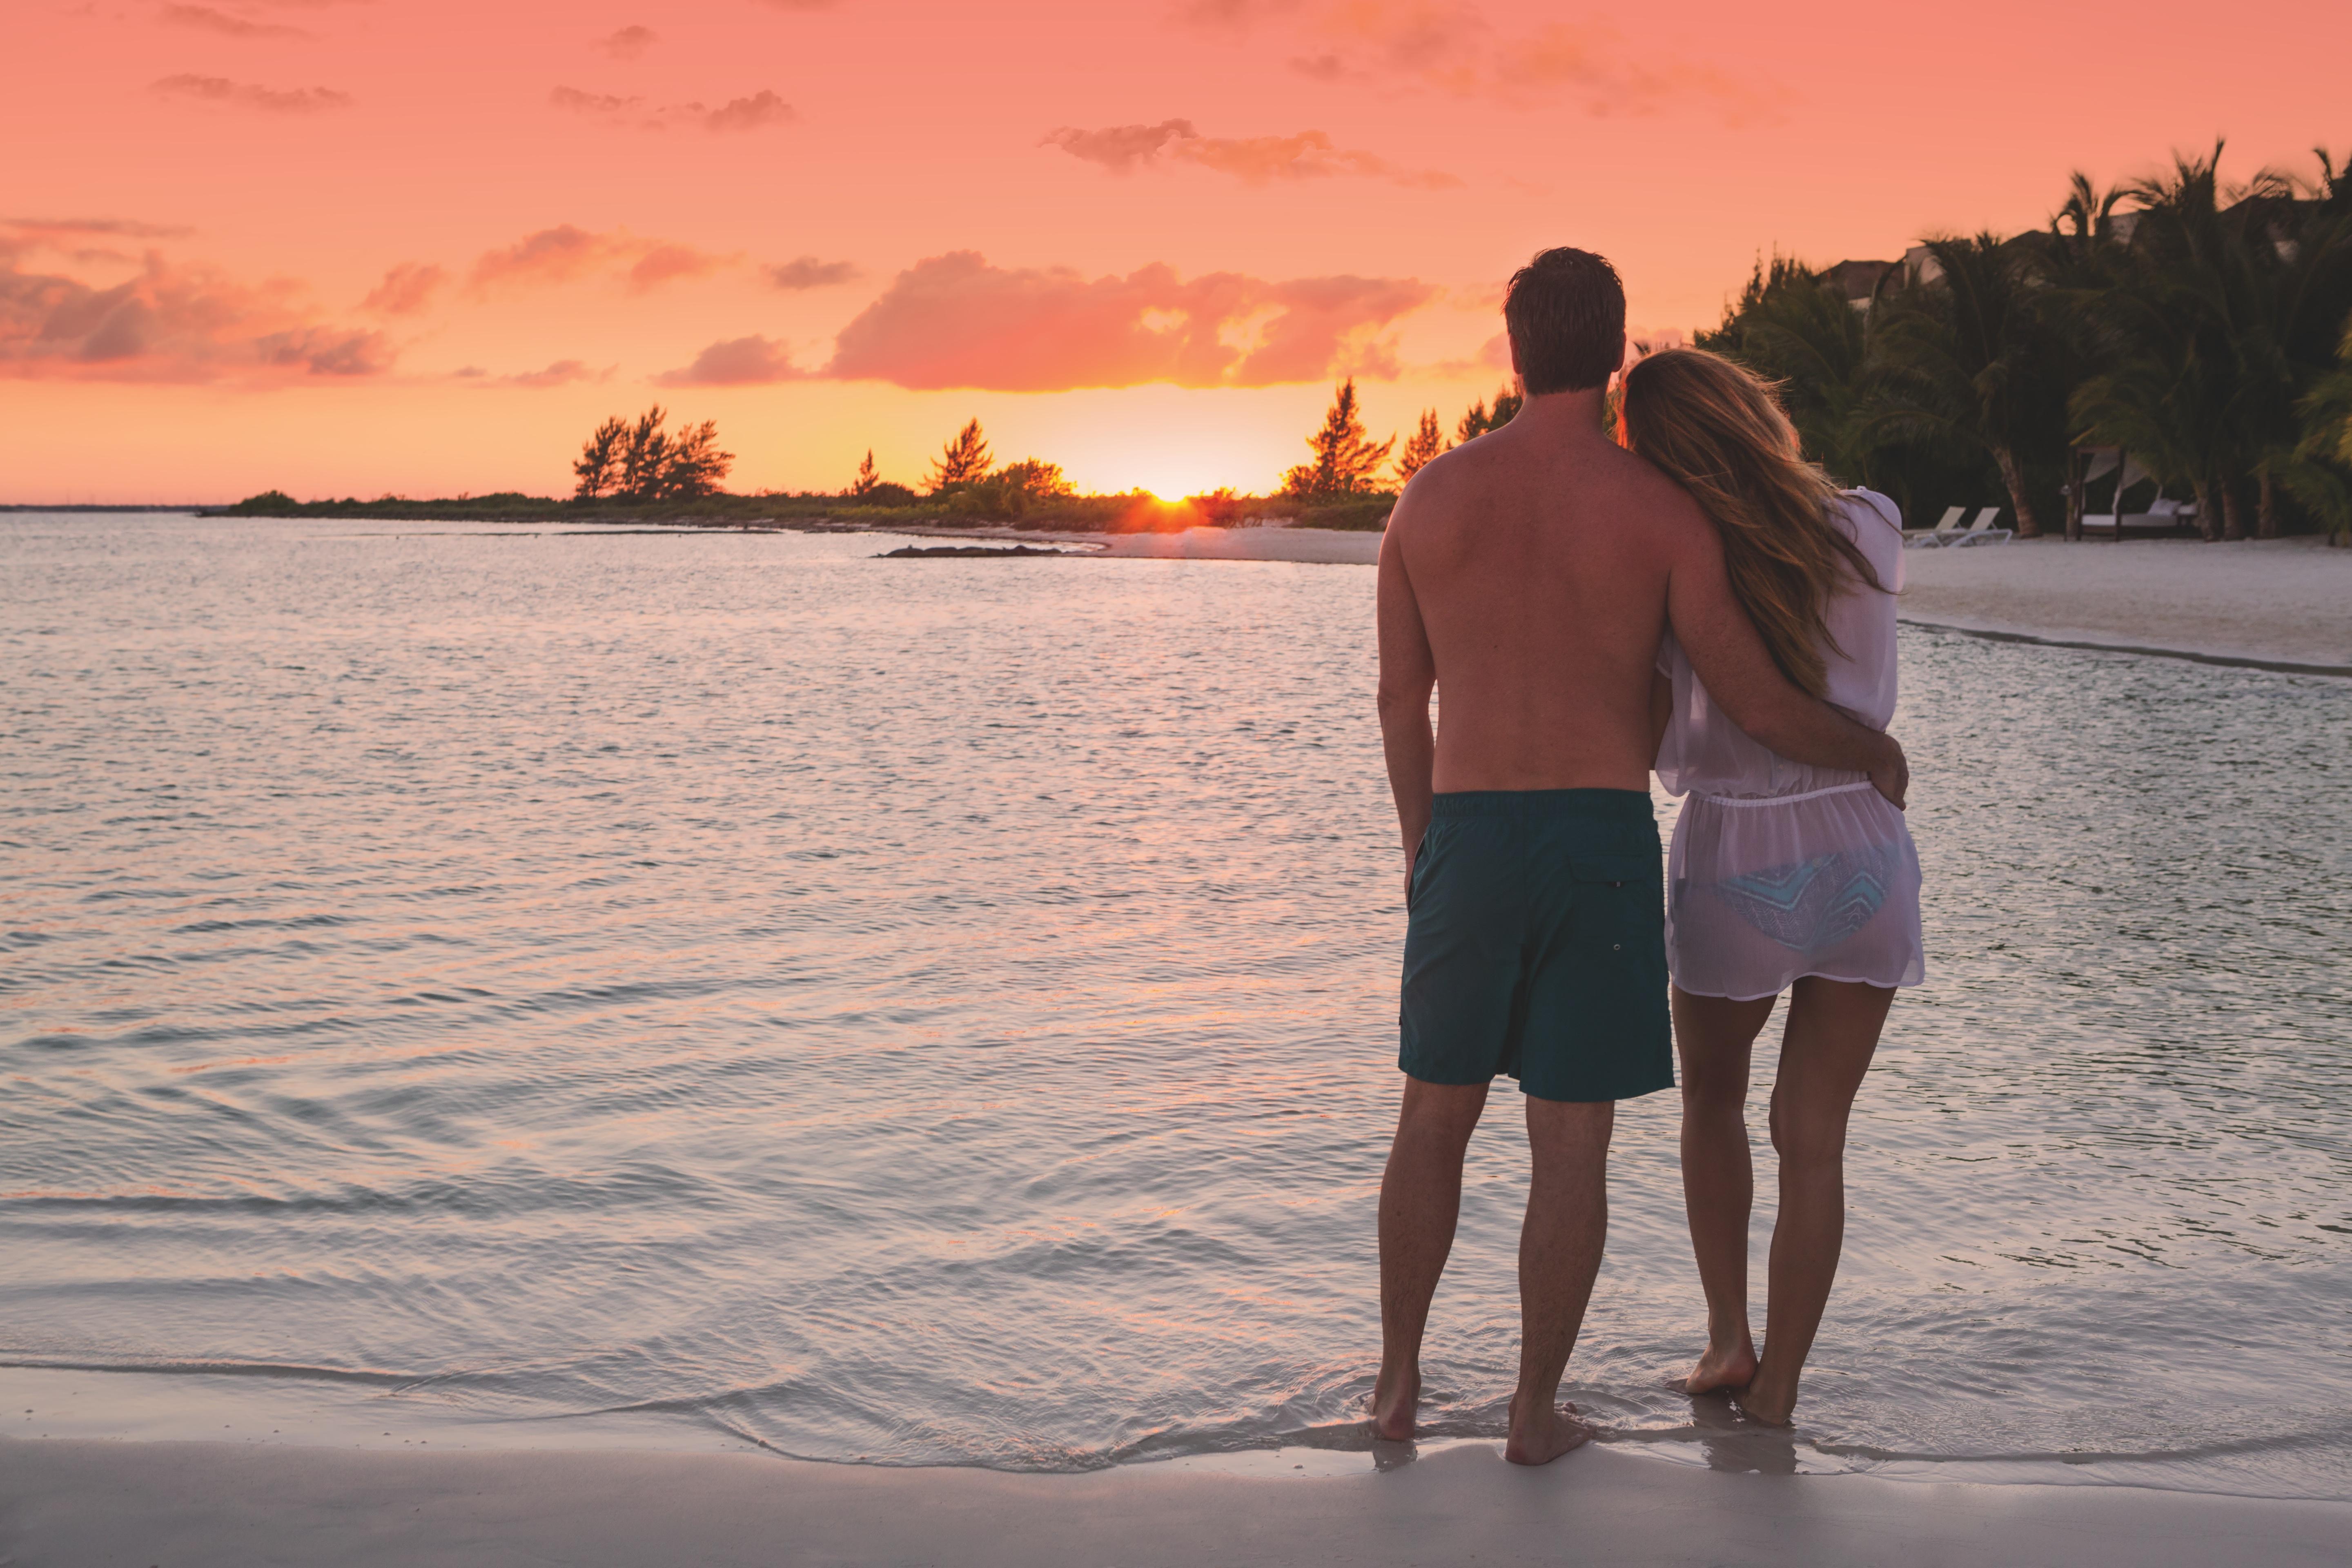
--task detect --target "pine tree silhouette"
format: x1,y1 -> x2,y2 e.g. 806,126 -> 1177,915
928,419 -> 993,494
1279,381 -> 1395,500
1395,409 -> 1446,485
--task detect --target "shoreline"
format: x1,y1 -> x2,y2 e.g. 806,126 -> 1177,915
862,524 -> 2352,676
22,512 -> 2347,675
5,1435 -> 2346,1567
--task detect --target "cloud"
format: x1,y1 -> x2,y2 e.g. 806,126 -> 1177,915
655,334 -> 812,386
703,90 -> 795,131
361,260 -> 444,316
1183,1 -> 1765,119
151,74 -> 352,113
596,24 -> 657,58
468,225 -> 615,291
549,85 -> 637,116
160,5 -> 314,40
821,250 -> 1435,391
466,225 -> 734,296
547,84 -> 795,132
0,251 -> 392,382
764,256 -> 858,289
0,217 -> 194,273
454,359 -> 614,388
1,216 -> 194,242
626,243 -> 727,292
1043,118 -> 1459,189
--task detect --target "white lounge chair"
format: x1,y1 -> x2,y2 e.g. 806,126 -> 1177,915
1948,507 -> 2013,547
1904,506 -> 1968,548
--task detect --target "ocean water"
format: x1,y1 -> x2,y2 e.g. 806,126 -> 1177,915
2,513 -> 2348,1497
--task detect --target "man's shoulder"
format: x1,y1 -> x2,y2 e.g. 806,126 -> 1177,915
1587,445 -> 1713,546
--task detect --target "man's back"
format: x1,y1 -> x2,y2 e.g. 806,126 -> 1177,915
1380,399 -> 1694,795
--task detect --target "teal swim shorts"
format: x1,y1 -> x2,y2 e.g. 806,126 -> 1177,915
1399,789 -> 1673,1103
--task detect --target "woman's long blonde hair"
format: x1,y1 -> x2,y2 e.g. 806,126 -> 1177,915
1618,347 -> 1887,699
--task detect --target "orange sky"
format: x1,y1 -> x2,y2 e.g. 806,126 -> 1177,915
4,0 -> 2346,502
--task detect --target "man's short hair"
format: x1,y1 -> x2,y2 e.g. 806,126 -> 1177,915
1503,247 -> 1626,395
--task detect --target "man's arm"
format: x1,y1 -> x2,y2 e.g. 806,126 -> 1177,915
1664,510 -> 1908,807
1376,507 -> 1438,891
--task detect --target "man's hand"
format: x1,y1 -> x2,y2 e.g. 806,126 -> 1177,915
1868,734 -> 1909,810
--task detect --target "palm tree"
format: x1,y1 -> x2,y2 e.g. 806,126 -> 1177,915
1869,235 -> 2068,538
2073,143 -> 2349,540
2237,150 -> 2352,536
2287,320 -> 2352,544
1698,255 -> 1878,485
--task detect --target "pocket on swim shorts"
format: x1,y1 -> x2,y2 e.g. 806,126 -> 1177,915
1570,853 -> 1665,968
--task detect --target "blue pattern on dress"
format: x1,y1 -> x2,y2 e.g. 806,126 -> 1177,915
1708,848 -> 1892,953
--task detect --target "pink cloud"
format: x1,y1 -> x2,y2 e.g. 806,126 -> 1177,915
596,25 -> 658,59
1045,118 -> 1459,188
1187,2 -> 1765,119
159,5 -> 314,40
0,252 -> 391,382
2,216 -> 194,244
820,250 -> 1435,391
765,256 -> 858,289
549,85 -> 638,116
454,359 -> 614,388
151,74 -> 352,113
703,90 -> 794,132
468,225 -> 614,292
361,261 -> 444,316
655,334 -> 813,386
548,84 -> 794,133
466,227 -> 733,296
627,243 -> 727,292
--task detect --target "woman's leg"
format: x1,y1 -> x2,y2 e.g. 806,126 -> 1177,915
1738,976 -> 1893,1425
1672,985 -> 1778,1394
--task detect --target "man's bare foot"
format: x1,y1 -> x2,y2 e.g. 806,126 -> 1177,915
1503,1391 -> 1592,1466
1684,1338 -> 1758,1396
1369,1364 -> 1419,1441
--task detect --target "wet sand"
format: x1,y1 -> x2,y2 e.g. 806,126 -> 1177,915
4,1436 -> 2345,1567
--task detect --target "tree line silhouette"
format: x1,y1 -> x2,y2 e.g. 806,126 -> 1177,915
572,407 -> 734,501
557,143 -> 2352,539
1702,143 -> 2352,541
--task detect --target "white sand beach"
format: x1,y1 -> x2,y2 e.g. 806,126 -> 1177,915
1898,535 -> 2350,673
4,1436 -> 2345,1567
928,525 -> 2347,673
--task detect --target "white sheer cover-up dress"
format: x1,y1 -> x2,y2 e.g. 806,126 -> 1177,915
1655,489 -> 1925,1001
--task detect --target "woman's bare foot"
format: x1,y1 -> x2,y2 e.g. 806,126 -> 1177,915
1731,1373 -> 1795,1426
1684,1336 -> 1758,1396
1503,1391 -> 1592,1466
1369,1363 -> 1419,1441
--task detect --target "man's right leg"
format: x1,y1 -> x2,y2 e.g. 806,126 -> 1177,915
1504,1095 -> 1614,1465
1372,1074 -> 1489,1441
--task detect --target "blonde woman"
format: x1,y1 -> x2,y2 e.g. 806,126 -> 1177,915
1618,348 -> 1925,1426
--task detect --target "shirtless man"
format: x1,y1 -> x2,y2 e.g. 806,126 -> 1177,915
1370,247 -> 1907,1465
